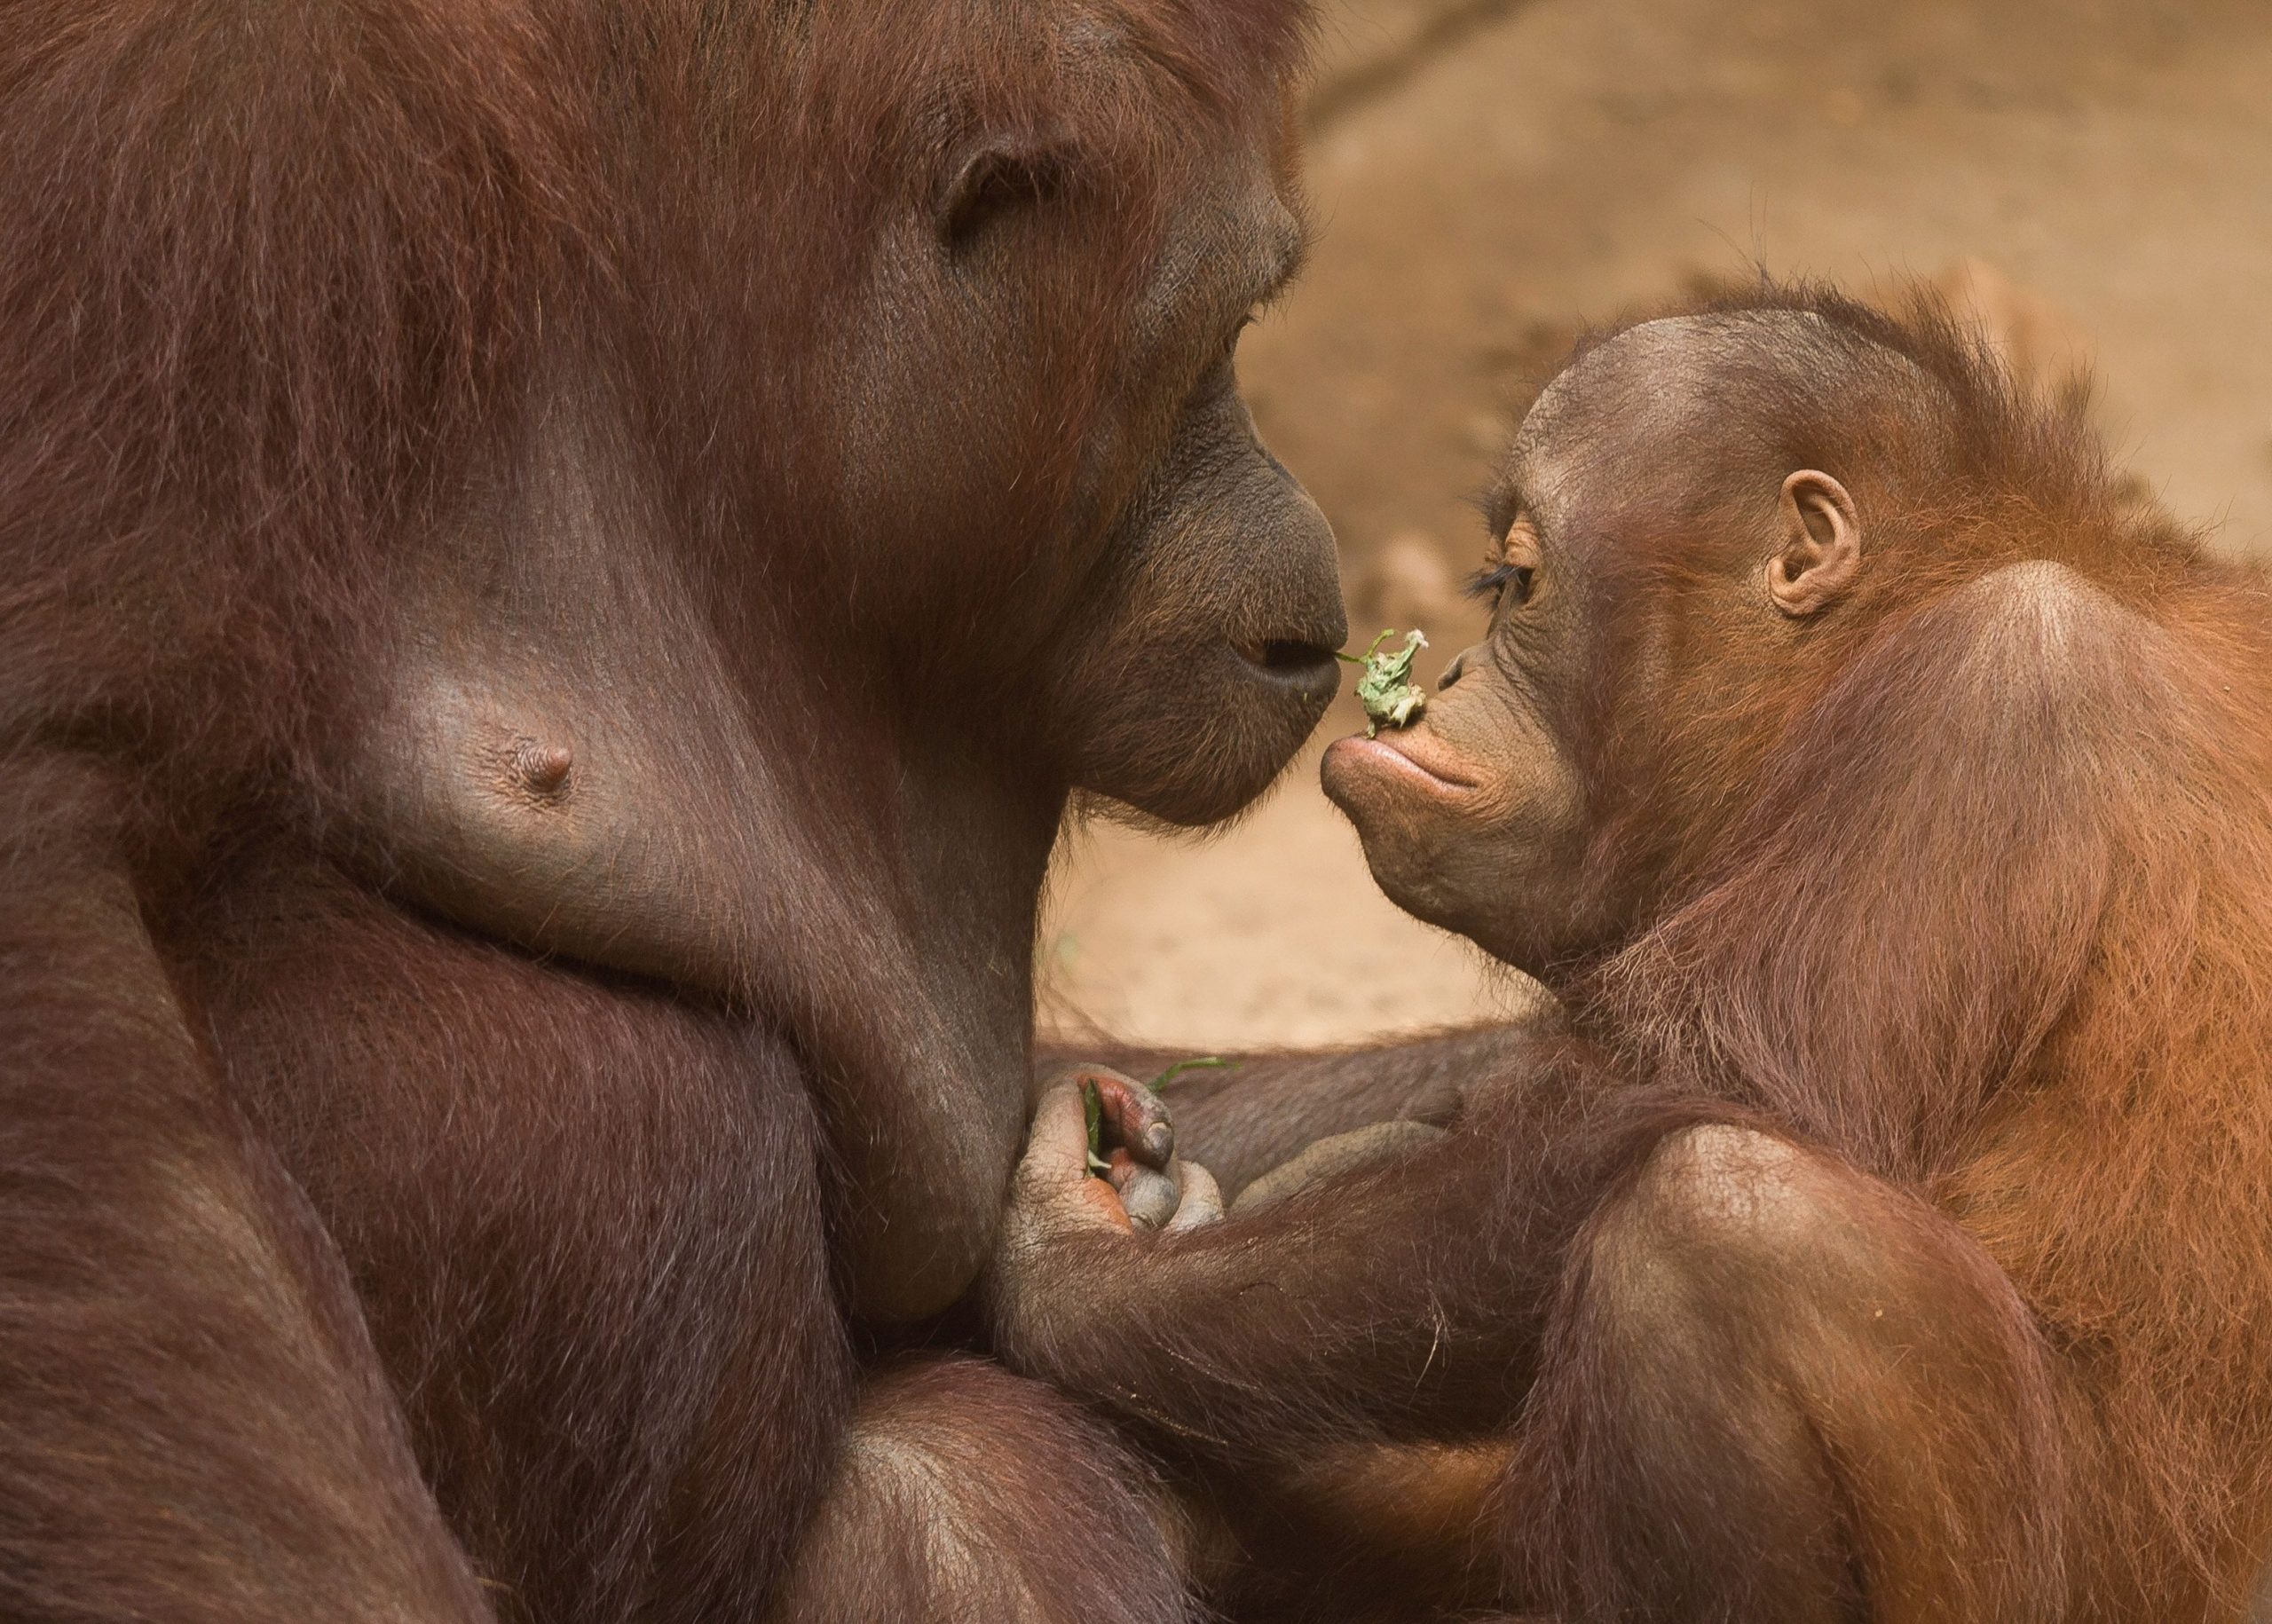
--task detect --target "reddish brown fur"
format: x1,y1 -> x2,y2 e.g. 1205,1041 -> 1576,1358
2,3 -> 1316,1620
1580,288 -> 2272,1614
773,1356 -> 1194,1624
995,286 -> 2272,1620
1,0 -> 1311,783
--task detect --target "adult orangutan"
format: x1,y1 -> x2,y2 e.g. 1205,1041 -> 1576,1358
0,3 -> 1338,1620
996,285 -> 2272,1621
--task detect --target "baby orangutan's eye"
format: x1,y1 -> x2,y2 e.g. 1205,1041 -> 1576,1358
1464,559 -> 1534,610
1467,516 -> 1543,611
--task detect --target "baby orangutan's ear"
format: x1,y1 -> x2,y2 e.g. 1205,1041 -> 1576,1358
1766,469 -> 1861,617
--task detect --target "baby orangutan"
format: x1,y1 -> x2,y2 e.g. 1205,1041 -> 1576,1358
992,283 -> 2272,1622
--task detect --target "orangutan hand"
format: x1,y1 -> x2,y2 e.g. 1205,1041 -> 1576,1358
1003,1067 -> 1225,1243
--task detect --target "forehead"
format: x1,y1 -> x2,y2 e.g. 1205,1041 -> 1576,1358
1496,310 -> 1843,532
1497,319 -> 1710,534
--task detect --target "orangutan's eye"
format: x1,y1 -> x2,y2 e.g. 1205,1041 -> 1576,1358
1465,560 -> 1534,610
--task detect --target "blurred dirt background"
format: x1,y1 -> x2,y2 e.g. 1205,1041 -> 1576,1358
1037,0 -> 2272,1052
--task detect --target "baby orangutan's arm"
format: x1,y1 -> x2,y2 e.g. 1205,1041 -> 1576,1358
986,1043 -> 1718,1460
1033,1016 -> 1555,1198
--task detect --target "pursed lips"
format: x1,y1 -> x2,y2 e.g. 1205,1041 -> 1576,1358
1328,732 -> 1478,795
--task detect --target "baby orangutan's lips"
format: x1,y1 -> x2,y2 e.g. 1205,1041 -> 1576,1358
1326,731 -> 1479,797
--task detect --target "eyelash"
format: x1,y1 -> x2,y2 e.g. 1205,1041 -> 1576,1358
1465,561 -> 1534,608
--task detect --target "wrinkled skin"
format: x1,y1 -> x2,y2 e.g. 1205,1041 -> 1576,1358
1318,313 -> 1883,974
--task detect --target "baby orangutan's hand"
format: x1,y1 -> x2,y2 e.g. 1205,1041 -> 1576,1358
984,1068 -> 1224,1403
1003,1066 -> 1223,1245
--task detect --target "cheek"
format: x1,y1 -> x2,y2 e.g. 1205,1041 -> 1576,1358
1426,689 -> 1583,839
1321,691 -> 1590,949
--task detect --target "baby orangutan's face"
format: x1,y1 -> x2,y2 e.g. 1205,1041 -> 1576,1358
1322,511 -> 1599,977
1325,312 -> 1876,980
1324,316 -> 1733,975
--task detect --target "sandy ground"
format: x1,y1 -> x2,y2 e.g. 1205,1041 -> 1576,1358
1039,0 -> 2272,1052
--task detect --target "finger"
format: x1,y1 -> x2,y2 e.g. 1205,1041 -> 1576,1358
1084,1068 -> 1175,1169
1035,1084 -> 1136,1234
1165,1160 -> 1223,1233
1074,1177 -> 1134,1234
1116,1165 -> 1180,1233
1408,1076 -> 1465,1129
1000,1084 -> 1134,1244
1107,1148 -> 1179,1233
1020,1081 -> 1097,1181
1233,1121 -> 1449,1216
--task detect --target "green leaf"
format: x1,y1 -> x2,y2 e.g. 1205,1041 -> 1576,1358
1349,628 -> 1430,736
1082,1080 -> 1110,1177
1151,1055 -> 1234,1090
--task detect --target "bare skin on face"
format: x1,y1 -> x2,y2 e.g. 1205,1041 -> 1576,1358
1321,310 -> 1924,980
328,36 -> 1343,1331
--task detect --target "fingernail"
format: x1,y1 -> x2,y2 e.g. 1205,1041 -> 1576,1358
1143,1123 -> 1173,1163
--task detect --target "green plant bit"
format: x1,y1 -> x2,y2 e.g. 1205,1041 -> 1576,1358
1337,628 -> 1430,737
1152,1056 -> 1232,1090
1082,1080 -> 1111,1177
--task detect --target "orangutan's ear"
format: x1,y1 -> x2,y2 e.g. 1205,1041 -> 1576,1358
1766,469 -> 1861,617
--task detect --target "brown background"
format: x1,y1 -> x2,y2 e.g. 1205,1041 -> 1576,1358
1038,0 -> 2272,1052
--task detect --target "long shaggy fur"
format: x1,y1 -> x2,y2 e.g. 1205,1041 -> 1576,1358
1576,281 -> 2272,1614
1,3 -> 1314,1620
